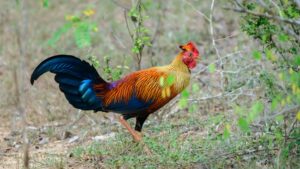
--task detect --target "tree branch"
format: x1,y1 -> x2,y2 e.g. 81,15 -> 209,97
223,7 -> 300,26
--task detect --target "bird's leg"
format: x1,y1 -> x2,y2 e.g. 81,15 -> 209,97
118,116 -> 142,142
118,115 -> 152,155
135,114 -> 152,155
135,114 -> 149,136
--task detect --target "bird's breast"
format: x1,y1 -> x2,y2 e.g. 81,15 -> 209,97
172,70 -> 191,93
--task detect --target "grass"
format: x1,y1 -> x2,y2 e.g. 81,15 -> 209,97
59,112 -> 297,169
33,155 -> 66,169
1,107 -> 298,168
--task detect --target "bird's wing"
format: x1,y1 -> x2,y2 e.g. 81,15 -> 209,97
98,68 -> 176,115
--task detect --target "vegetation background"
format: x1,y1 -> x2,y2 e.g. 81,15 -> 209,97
0,0 -> 299,168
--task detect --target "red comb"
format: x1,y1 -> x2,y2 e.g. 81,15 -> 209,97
187,41 -> 199,56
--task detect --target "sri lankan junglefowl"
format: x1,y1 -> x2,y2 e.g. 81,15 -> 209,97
30,41 -> 200,142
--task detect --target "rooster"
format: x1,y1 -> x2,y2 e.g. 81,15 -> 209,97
30,42 -> 200,142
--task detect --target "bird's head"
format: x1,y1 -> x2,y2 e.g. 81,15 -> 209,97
179,41 -> 200,69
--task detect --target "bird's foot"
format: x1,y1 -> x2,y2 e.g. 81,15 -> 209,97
132,131 -> 142,142
117,116 -> 151,155
134,131 -> 152,156
135,131 -> 143,137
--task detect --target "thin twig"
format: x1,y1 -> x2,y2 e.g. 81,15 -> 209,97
188,86 -> 253,103
112,0 -> 131,10
223,7 -> 300,26
215,33 -> 239,41
65,110 -> 84,130
16,0 -> 29,168
136,0 -> 143,70
184,0 -> 210,22
287,118 -> 298,136
124,10 -> 134,42
210,0 -> 224,91
193,50 -> 243,77
263,105 -> 300,121
219,63 -> 259,74
269,0 -> 283,17
217,147 -> 279,161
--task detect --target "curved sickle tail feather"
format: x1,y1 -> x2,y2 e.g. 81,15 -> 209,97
30,55 -> 106,111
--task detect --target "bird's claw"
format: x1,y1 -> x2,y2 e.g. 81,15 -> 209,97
132,131 -> 142,142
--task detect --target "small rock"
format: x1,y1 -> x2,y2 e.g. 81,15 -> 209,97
62,131 -> 73,139
27,126 -> 38,130
4,148 -> 11,153
68,136 -> 79,143
14,144 -> 21,149
3,137 -> 11,141
39,137 -> 49,145
69,152 -> 74,158
92,133 -> 115,141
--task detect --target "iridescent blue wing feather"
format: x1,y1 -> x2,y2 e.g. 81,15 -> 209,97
106,94 -> 152,113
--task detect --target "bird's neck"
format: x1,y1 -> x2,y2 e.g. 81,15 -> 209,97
170,53 -> 190,73
165,53 -> 191,92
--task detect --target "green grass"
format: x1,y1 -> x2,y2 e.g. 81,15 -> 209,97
31,155 -> 66,169
66,113 -> 299,169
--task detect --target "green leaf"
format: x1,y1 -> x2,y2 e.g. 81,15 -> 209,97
181,89 -> 189,98
265,49 -> 271,60
88,55 -> 100,68
66,15 -> 81,23
166,75 -> 175,86
293,55 -> 300,66
275,115 -> 284,122
192,84 -> 200,92
252,50 -> 262,60
271,98 -> 279,111
47,23 -> 72,47
43,0 -> 49,8
246,3 -> 256,10
234,105 -> 245,116
188,104 -> 197,113
112,69 -> 122,81
128,8 -> 138,18
208,63 -> 216,73
265,49 -> 276,61
290,72 -> 300,84
278,34 -> 288,42
131,46 -> 139,54
74,23 -> 91,48
179,98 -> 188,108
238,117 -> 250,132
279,10 -> 285,17
223,124 -> 231,139
297,112 -> 300,121
248,101 -> 264,122
15,0 -> 20,6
